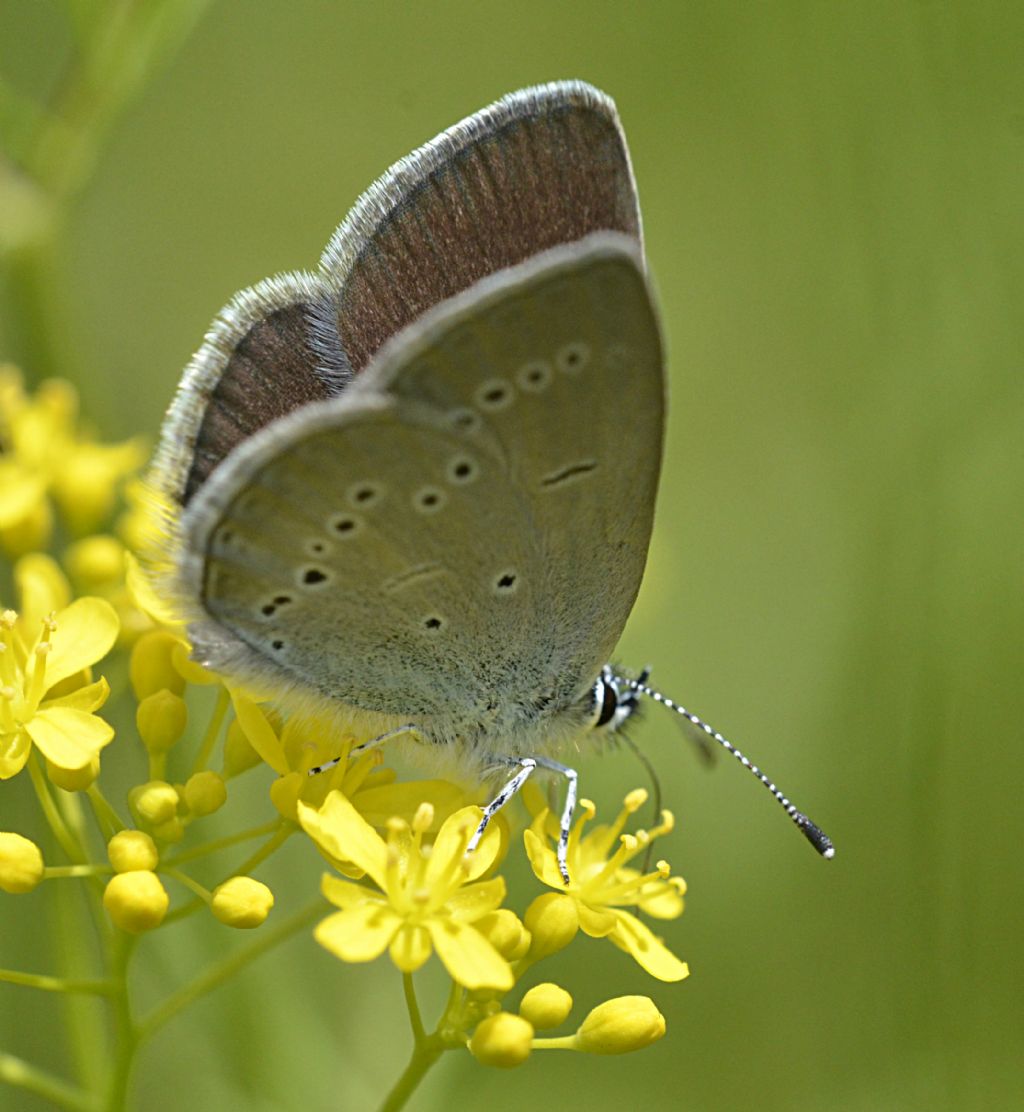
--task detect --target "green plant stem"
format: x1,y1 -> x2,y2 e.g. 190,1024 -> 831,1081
0,969 -> 115,995
45,863 -> 113,879
0,1052 -> 97,1112
163,866 -> 210,902
28,752 -> 85,863
190,687 -> 230,775
161,818 -> 282,867
86,783 -> 125,839
231,822 -> 293,876
104,932 -> 138,1112
530,1035 -> 577,1050
402,973 -> 426,1043
375,1036 -> 445,1112
136,898 -> 326,1040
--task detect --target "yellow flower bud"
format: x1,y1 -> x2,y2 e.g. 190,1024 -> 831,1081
107,830 -> 159,873
103,870 -> 169,933
524,892 -> 579,958
129,780 -> 179,825
211,876 -> 274,928
223,717 -> 262,777
574,996 -> 666,1055
519,983 -> 573,1030
183,770 -> 227,816
136,689 -> 188,753
64,534 -> 125,589
478,909 -> 530,961
130,631 -> 185,699
269,771 -> 302,822
150,816 -> 185,843
0,832 -> 45,893
468,1012 -> 534,1068
47,755 -> 100,792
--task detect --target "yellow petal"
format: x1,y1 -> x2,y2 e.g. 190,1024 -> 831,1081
638,884 -> 685,920
0,728 -> 33,780
389,925 -> 432,973
523,828 -> 565,889
445,876 -> 507,923
44,597 -> 119,689
14,553 -> 71,630
229,689 -> 288,774
320,873 -> 380,911
125,552 -> 180,626
313,904 -> 398,963
298,792 -> 387,888
577,903 -> 618,938
425,805 -> 483,888
353,779 -> 470,829
0,464 -> 46,527
25,707 -> 114,770
608,909 -> 689,982
426,918 -> 514,991
45,676 -> 110,714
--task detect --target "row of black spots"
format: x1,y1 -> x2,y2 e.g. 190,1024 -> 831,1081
418,567 -> 520,633
259,593 -> 295,618
449,344 -> 593,431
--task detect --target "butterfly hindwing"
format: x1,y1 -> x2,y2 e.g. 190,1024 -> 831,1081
180,234 -> 662,731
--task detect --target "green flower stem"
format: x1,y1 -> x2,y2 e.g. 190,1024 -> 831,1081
51,877 -> 107,1098
230,821 -> 294,876
163,866 -> 211,902
530,1035 -> 577,1050
402,973 -> 427,1043
136,897 -> 327,1041
161,818 -> 283,867
0,1051 -> 98,1112
376,976 -> 467,1112
86,783 -> 126,839
28,752 -> 85,863
104,932 -> 138,1112
190,686 -> 230,776
376,1036 -> 445,1112
45,863 -> 113,879
0,969 -> 115,995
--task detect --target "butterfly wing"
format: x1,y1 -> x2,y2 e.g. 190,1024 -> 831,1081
179,234 -> 662,732
152,82 -> 638,511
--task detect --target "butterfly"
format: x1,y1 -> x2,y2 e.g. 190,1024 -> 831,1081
150,81 -> 832,881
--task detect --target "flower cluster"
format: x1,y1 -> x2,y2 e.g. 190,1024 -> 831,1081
1,368 -> 690,1108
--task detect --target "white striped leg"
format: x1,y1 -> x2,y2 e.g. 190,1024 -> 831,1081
531,756 -> 578,885
467,757 -> 537,857
307,725 -> 421,776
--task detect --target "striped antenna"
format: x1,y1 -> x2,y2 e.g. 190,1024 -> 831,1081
619,676 -> 835,859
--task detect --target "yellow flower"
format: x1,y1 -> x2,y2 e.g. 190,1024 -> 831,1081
230,689 -> 471,838
0,597 -> 118,780
0,368 -> 145,553
524,789 -> 689,982
299,792 -> 513,990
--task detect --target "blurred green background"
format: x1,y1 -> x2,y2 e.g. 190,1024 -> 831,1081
2,2 -> 1022,1109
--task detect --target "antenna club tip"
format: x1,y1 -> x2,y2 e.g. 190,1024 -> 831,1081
797,814 -> 835,859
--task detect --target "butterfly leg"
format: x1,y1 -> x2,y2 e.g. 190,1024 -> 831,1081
530,756 -> 578,886
466,757 -> 538,858
307,725 -> 423,776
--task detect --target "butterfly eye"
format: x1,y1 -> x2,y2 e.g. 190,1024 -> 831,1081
590,674 -> 621,728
